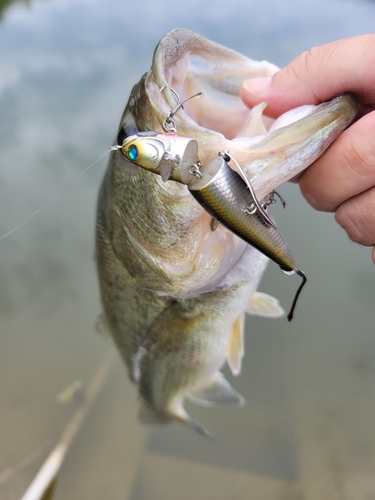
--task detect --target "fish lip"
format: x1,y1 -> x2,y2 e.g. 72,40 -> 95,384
308,92 -> 358,121
237,92 -> 358,199
251,92 -> 358,148
149,28 -> 279,138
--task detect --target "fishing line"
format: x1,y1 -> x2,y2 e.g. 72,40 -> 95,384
0,147 -> 118,242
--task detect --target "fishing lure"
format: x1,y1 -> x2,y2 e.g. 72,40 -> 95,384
187,153 -> 306,321
116,90 -> 306,321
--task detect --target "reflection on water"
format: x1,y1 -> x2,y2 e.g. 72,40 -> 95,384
0,0 -> 375,499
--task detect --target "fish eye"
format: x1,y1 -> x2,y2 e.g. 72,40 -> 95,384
117,125 -> 139,147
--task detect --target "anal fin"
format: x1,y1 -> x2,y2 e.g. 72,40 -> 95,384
189,373 -> 245,407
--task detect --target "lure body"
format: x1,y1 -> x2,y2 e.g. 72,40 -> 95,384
188,156 -> 295,273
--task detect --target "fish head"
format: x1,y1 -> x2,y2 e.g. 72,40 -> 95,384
110,29 -> 358,299
118,29 -> 357,200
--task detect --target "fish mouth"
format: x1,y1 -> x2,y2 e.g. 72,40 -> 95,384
146,29 -> 358,199
114,29 -> 358,300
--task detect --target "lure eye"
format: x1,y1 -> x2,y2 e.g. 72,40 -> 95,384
127,145 -> 138,161
121,135 -> 166,170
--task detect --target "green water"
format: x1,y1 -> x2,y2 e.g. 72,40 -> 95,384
1,1 -> 375,498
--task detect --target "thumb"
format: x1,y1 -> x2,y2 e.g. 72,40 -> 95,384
240,35 -> 375,117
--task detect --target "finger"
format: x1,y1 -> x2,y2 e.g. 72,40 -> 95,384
298,110 -> 375,212
335,185 -> 375,247
240,35 -> 375,117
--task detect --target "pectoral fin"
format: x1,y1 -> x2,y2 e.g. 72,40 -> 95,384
227,314 -> 245,376
247,292 -> 284,318
95,313 -> 112,338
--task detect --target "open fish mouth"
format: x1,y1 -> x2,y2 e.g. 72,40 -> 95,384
140,29 -> 358,200
117,29 -> 357,316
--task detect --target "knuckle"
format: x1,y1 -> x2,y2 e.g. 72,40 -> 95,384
299,183 -> 321,211
335,199 -> 373,246
299,177 -> 336,212
341,129 -> 375,182
282,49 -> 320,102
288,43 -> 340,102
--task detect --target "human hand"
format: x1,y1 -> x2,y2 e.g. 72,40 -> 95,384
240,35 -> 375,264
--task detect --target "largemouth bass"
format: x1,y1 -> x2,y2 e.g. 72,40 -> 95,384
96,29 -> 357,435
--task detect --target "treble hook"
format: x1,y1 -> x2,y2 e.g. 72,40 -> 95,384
160,86 -> 203,133
262,190 -> 286,211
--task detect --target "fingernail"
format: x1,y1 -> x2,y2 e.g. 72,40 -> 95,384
243,77 -> 271,95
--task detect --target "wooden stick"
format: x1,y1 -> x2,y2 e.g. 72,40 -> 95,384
20,350 -> 115,500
